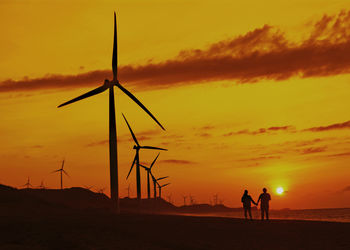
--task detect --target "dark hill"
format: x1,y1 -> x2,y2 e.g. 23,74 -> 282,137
0,184 -> 241,215
0,184 -> 177,214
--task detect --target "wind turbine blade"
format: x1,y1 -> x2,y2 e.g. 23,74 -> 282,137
126,154 -> 137,179
63,170 -> 69,177
51,169 -> 60,173
157,176 -> 169,181
150,153 -> 160,169
116,83 -> 165,130
122,113 -> 139,146
161,183 -> 170,187
61,159 -> 65,170
57,85 -> 107,108
150,172 -> 156,181
141,146 -> 167,151
139,164 -> 149,170
112,12 -> 118,81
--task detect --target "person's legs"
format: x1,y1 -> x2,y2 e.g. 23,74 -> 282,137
261,207 -> 264,220
248,207 -> 252,220
244,207 -> 248,219
266,207 -> 269,220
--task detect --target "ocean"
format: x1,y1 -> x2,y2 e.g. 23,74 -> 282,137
207,208 -> 350,223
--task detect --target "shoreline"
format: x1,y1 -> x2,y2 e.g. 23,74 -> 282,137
174,211 -> 350,223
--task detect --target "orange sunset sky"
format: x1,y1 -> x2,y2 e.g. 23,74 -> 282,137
1,0 -> 350,209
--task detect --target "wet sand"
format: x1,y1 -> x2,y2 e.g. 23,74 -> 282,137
1,211 -> 349,249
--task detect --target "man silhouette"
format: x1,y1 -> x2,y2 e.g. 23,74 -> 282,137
241,190 -> 257,220
257,188 -> 271,220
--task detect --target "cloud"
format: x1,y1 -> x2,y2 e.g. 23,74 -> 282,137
238,155 -> 281,162
131,135 -> 152,141
223,125 -> 295,136
326,151 -> 350,158
341,186 -> 350,192
223,120 -> 350,137
197,133 -> 211,138
195,125 -> 215,131
86,129 -> 161,147
299,146 -> 327,154
2,10 -> 350,93
294,138 -> 323,147
85,140 -> 108,147
131,129 -> 161,137
0,70 -> 110,93
159,159 -> 196,165
303,120 -> 350,132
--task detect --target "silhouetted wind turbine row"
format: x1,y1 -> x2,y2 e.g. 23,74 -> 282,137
123,114 -> 167,203
140,153 -> 160,199
149,164 -> 170,199
57,12 -> 165,212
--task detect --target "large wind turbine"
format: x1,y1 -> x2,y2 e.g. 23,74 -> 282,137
57,13 -> 165,211
140,153 -> 160,199
51,160 -> 69,190
123,114 -> 166,202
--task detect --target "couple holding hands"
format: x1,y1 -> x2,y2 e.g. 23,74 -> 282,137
241,188 -> 271,220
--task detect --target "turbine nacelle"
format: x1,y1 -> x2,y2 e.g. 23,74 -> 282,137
104,79 -> 120,87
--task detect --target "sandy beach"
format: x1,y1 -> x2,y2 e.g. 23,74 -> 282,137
1,186 -> 349,249
1,211 -> 349,250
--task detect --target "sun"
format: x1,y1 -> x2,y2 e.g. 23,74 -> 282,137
276,187 -> 284,195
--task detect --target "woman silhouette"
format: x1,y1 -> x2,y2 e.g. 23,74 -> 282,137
241,190 -> 257,220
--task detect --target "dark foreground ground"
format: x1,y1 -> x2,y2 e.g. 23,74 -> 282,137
1,211 -> 350,250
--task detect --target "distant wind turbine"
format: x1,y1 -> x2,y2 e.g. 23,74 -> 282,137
123,114 -> 167,202
21,177 -> 33,189
189,195 -> 195,205
57,13 -> 165,212
213,193 -> 219,205
182,195 -> 187,206
155,175 -> 169,199
98,187 -> 106,194
38,180 -> 46,189
140,153 -> 161,199
157,182 -> 170,199
51,160 -> 69,190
